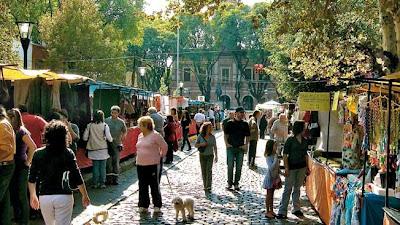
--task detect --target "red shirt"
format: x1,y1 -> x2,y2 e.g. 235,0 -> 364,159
21,113 -> 47,148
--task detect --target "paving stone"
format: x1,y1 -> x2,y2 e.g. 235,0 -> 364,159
98,133 -> 323,225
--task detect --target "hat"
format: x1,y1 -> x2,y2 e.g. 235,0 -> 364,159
235,107 -> 245,113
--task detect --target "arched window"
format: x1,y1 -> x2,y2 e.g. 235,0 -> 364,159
243,96 -> 254,110
219,95 -> 231,110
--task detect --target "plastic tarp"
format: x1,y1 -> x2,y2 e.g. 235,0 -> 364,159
361,193 -> 400,225
256,100 -> 281,110
305,156 -> 336,224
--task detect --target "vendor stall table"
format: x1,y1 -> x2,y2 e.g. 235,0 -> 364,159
383,208 -> 400,225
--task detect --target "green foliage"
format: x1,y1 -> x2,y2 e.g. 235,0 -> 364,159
40,0 -> 126,83
263,0 -> 381,100
127,15 -> 176,92
0,2 -> 19,64
97,0 -> 144,43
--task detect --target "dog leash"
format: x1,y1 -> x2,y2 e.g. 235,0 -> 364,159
162,169 -> 176,197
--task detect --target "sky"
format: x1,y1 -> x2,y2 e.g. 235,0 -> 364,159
144,0 -> 267,14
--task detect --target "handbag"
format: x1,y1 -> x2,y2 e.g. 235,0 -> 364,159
62,170 -> 79,192
272,177 -> 282,189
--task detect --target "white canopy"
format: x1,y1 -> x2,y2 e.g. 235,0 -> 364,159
256,100 -> 281,110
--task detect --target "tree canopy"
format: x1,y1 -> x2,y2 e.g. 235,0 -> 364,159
40,0 -> 126,83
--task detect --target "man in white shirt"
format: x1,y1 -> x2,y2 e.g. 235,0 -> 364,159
194,109 -> 206,134
271,114 -> 289,155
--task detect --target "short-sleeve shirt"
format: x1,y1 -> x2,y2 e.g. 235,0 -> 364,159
21,113 -> 47,148
15,127 -> 30,162
0,119 -> 16,162
283,136 -> 308,170
224,120 -> 250,148
196,134 -> 216,156
70,123 -> 80,153
105,117 -> 127,145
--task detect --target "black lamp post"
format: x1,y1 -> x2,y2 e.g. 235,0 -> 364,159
166,57 -> 173,95
138,67 -> 146,89
179,82 -> 184,96
17,22 -> 34,69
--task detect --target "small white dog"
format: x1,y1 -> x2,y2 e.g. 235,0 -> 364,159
172,196 -> 195,221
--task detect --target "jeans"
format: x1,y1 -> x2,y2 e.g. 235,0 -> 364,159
181,130 -> 191,151
248,140 -> 257,167
199,154 -> 214,190
106,143 -> 120,183
92,160 -> 107,186
226,147 -> 244,186
0,163 -> 15,225
10,161 -> 29,225
39,195 -> 74,225
278,167 -> 306,215
137,164 -> 162,208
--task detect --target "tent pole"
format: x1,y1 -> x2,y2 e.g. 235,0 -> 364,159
362,83 -> 371,197
326,92 -> 332,165
385,81 -> 392,207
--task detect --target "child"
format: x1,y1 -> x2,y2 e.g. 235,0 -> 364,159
262,139 -> 281,219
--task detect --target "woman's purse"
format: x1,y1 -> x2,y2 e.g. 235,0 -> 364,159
272,177 -> 282,189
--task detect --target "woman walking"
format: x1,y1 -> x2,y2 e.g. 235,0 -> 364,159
195,122 -> 218,193
28,120 -> 90,225
276,120 -> 310,219
180,110 -> 191,151
136,116 -> 167,213
7,108 -> 36,225
83,110 -> 113,189
262,139 -> 280,219
164,115 -> 177,164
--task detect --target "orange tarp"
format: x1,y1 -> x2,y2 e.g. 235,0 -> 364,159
306,156 -> 336,225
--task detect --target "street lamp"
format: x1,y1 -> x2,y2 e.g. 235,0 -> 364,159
166,57 -> 173,95
179,82 -> 184,96
17,22 -> 34,69
138,66 -> 146,89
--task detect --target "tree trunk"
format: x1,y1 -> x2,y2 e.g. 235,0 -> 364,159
379,0 -> 397,55
393,8 -> 400,70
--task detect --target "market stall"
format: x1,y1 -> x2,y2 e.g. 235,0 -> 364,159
300,76 -> 400,225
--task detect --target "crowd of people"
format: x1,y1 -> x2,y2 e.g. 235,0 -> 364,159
0,102 -> 312,224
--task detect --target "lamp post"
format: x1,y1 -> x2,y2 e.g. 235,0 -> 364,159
179,82 -> 184,96
138,66 -> 146,89
166,57 -> 173,95
17,22 -> 34,69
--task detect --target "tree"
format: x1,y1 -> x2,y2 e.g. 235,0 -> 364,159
0,2 -> 19,64
261,0 -> 381,99
379,0 -> 400,71
97,0 -> 144,43
127,15 -> 176,92
40,0 -> 126,83
179,14 -> 222,102
214,3 -> 270,105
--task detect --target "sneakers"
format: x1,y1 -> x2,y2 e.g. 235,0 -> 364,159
153,207 -> 161,213
225,185 -> 232,190
234,185 -> 240,191
138,207 -> 148,213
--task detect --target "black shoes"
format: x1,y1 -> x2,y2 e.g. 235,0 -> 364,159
276,214 -> 287,219
293,210 -> 304,217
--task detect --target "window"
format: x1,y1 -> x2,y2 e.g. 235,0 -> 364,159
244,68 -> 252,80
183,68 -> 191,81
222,68 -> 230,82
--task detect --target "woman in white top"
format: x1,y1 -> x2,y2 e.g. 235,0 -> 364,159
83,110 -> 113,188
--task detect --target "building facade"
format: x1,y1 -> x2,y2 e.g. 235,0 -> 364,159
170,54 -> 277,110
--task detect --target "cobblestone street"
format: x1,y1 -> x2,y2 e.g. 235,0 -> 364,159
98,132 -> 323,225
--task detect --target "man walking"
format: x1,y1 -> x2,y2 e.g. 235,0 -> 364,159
222,111 -> 234,132
271,114 -> 288,155
248,110 -> 261,169
19,105 -> 47,148
224,107 -> 250,190
148,107 -> 165,137
105,106 -> 127,185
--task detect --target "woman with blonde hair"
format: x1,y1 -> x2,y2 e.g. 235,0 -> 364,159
7,108 -> 36,225
195,122 -> 218,193
136,116 -> 167,214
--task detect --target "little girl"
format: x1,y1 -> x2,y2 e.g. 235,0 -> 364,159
262,139 -> 281,219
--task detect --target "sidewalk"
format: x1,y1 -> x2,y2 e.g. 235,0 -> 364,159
100,133 -> 323,225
